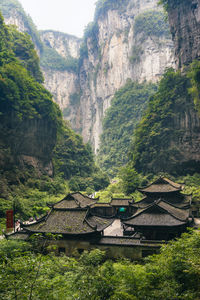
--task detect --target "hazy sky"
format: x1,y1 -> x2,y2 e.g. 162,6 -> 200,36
19,0 -> 97,37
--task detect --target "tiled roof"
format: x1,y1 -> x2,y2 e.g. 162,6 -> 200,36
124,212 -> 187,227
124,200 -> 190,227
110,198 -> 133,206
158,200 -> 189,221
51,192 -> 97,209
134,194 -> 191,209
90,203 -> 112,208
6,231 -> 29,240
23,209 -> 95,235
22,208 -> 115,235
138,177 -> 182,193
71,192 -> 97,207
86,215 -> 114,231
138,184 -> 181,193
53,199 -> 79,209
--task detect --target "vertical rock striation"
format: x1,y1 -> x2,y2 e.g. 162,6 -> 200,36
77,0 -> 175,151
167,0 -> 200,68
1,0 -> 175,152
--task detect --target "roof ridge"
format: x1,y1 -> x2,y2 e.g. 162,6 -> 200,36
160,198 -> 190,209
84,214 -> 97,230
125,202 -> 155,220
138,177 -> 182,192
155,200 -> 188,221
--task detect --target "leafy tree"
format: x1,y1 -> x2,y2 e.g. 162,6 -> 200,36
1,230 -> 200,299
119,166 -> 141,195
54,122 -> 109,192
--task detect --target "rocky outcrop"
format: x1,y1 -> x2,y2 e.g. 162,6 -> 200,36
39,30 -> 81,113
175,103 -> 200,171
167,0 -> 200,68
40,30 -> 81,59
0,114 -> 57,177
41,69 -> 79,111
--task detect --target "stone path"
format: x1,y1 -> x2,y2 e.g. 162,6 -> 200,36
104,219 -> 123,236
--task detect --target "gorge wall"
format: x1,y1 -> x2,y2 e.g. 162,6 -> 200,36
39,30 -> 81,112
73,0 -> 175,151
128,0 -> 200,176
0,0 -> 175,152
167,0 -> 200,68
165,0 -> 200,171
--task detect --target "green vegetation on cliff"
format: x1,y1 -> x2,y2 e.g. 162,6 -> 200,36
0,11 -> 108,232
0,0 -> 43,50
54,123 -> 109,193
40,46 -> 78,72
95,0 -> 129,20
134,10 -> 170,38
8,26 -> 43,82
97,80 -> 157,177
187,60 -> 200,115
159,0 -> 181,10
127,67 -> 199,176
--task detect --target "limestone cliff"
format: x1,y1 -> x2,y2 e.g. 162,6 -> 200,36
1,0 -> 175,152
39,30 -> 81,112
40,30 -> 81,59
76,0 -> 175,151
0,116 -> 57,178
166,0 -> 200,68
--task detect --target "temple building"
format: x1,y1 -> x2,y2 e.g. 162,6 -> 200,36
7,178 -> 197,259
122,177 -> 193,240
21,192 -> 114,254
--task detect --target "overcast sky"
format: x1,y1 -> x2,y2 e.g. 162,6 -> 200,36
19,0 -> 97,37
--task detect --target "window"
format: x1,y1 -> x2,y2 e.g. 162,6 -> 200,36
77,248 -> 84,254
58,247 -> 65,254
142,250 -> 156,258
119,207 -> 126,212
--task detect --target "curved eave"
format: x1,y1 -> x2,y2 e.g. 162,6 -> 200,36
123,221 -> 188,228
23,228 -> 98,236
138,189 -> 181,194
21,215 -> 47,228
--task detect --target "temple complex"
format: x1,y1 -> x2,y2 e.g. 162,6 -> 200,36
7,177 -> 198,259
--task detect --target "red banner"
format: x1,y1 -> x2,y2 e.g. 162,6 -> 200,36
6,210 -> 14,230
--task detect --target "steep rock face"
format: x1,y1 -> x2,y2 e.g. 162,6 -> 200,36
39,30 -> 81,113
12,117 -> 56,176
4,12 -> 26,32
167,0 -> 200,68
41,69 -> 78,111
0,114 -> 57,178
77,0 -> 175,151
174,104 -> 200,169
40,30 -> 81,59
2,0 -> 175,153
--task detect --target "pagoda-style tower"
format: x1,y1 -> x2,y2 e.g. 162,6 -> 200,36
123,177 -> 193,240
